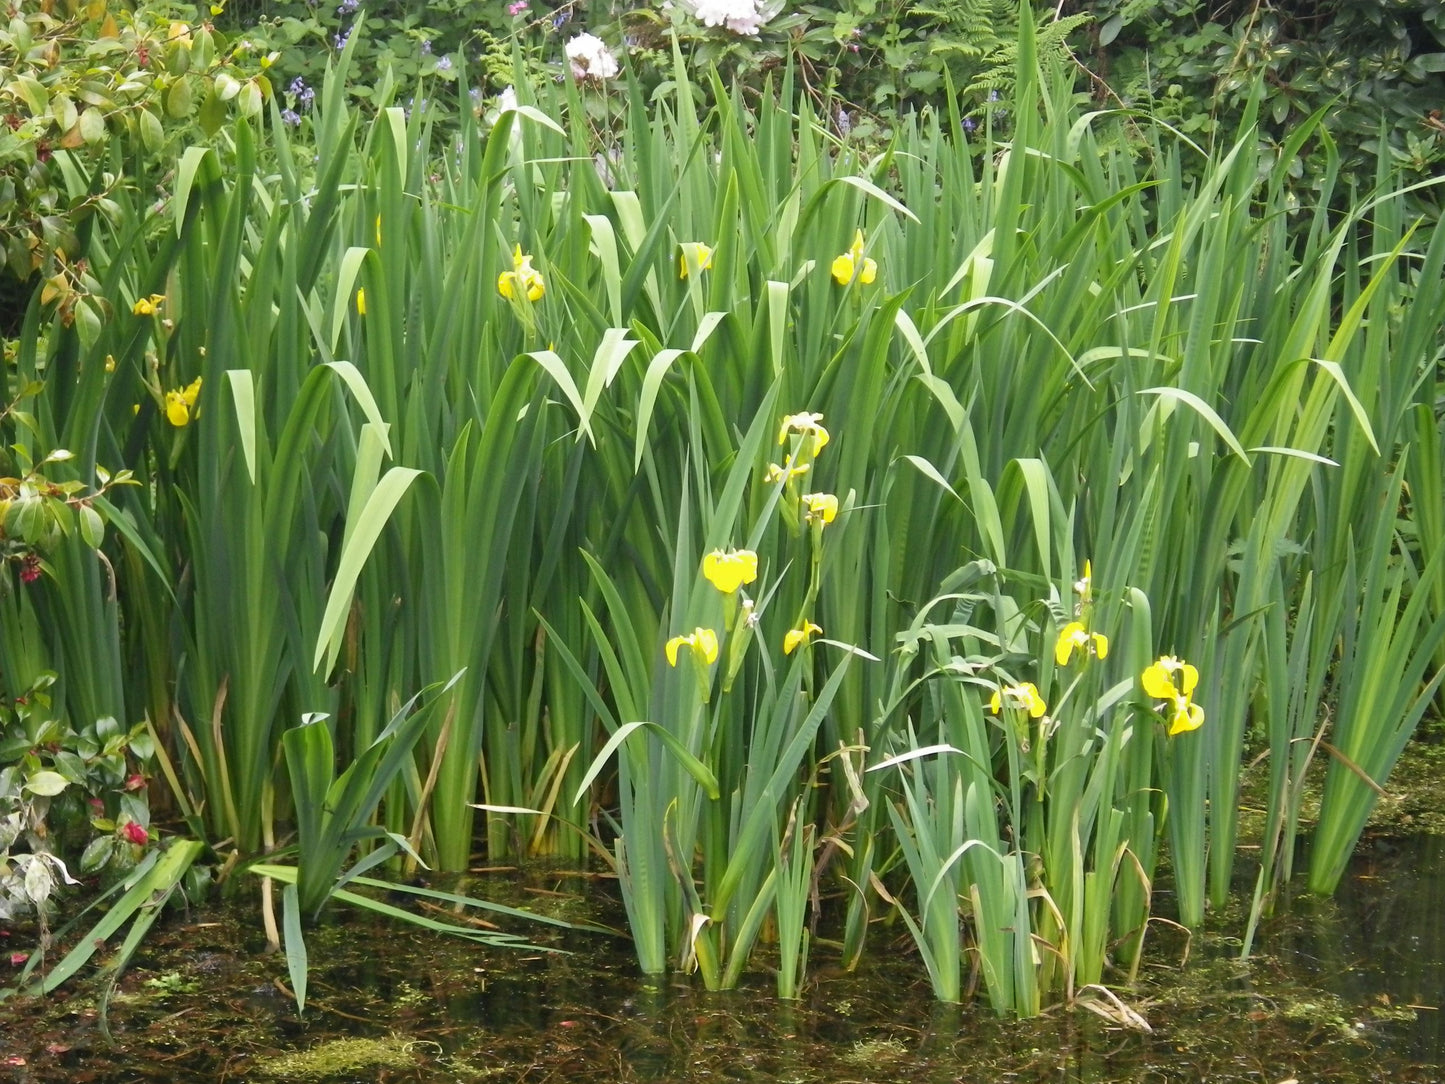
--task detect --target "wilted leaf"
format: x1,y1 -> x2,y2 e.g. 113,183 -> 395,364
24,857 -> 55,904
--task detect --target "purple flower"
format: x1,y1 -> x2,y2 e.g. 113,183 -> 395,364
421,39 -> 432,54
962,117 -> 976,132
337,0 -> 358,13
281,108 -> 302,126
334,27 -> 351,49
289,76 -> 307,96
437,55 -> 452,71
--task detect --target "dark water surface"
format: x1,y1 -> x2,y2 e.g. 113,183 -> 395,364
1,835 -> 1441,1082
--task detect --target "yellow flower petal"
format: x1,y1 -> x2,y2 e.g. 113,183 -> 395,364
182,376 -> 202,406
1168,697 -> 1205,735
833,230 -> 877,286
802,492 -> 838,525
500,244 -> 545,301
695,627 -> 719,664
665,634 -> 689,667
765,462 -> 811,483
783,620 -> 821,655
356,287 -> 366,315
991,682 -> 1046,718
1143,655 -> 1197,699
778,412 -> 825,445
1055,621 -> 1086,666
702,549 -> 758,594
1024,683 -> 1047,718
679,242 -> 713,278
1141,660 -> 1178,700
1056,622 -> 1107,666
164,390 -> 190,427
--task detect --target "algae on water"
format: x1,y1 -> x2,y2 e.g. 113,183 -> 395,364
258,1036 -> 416,1079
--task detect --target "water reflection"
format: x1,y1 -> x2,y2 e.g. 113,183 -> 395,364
1272,833 -> 1444,1062
0,838 -> 1440,1082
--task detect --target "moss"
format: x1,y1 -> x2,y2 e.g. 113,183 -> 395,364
840,1037 -> 907,1064
1237,726 -> 1445,842
256,1036 -> 417,1079
1365,738 -> 1445,835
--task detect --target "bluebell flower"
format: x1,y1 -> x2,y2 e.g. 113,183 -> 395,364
336,0 -> 358,13
281,108 -> 302,126
421,39 -> 432,54
437,55 -> 452,71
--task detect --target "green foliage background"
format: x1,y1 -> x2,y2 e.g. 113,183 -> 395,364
216,0 -> 1444,183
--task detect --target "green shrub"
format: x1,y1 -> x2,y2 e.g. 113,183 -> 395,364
1076,0 -> 1445,197
0,0 -> 272,323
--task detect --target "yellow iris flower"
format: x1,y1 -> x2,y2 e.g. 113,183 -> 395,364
356,287 -> 366,315
783,620 -> 821,655
801,492 -> 838,526
830,229 -> 877,286
702,549 -> 758,594
665,627 -> 719,667
1141,655 -> 1198,700
777,412 -> 830,455
679,242 -> 713,278
132,294 -> 165,316
766,462 -> 811,483
1166,694 -> 1205,735
1055,621 -> 1108,666
1074,559 -> 1092,603
1142,655 -> 1205,735
498,244 -> 545,301
989,682 -> 1047,719
164,376 -> 203,428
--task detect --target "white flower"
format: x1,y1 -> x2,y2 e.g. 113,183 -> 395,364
565,33 -> 619,81
687,0 -> 772,35
484,85 -> 520,128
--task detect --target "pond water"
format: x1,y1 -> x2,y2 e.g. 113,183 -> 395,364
1,834 -> 1441,1082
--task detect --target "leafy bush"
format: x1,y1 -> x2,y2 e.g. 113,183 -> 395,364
0,673 -> 155,922
1076,0 -> 1445,195
0,0 -> 273,327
